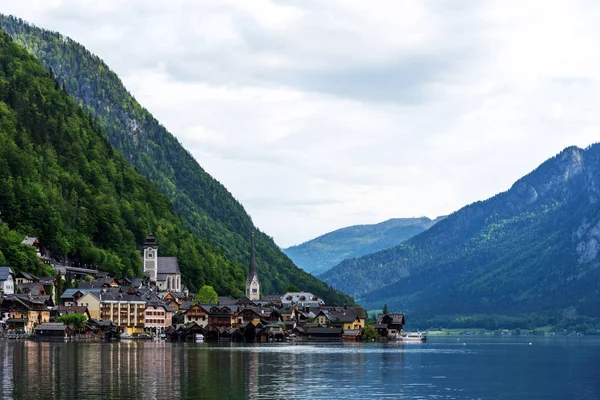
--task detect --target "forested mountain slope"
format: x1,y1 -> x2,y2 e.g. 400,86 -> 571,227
0,15 -> 354,305
284,217 -> 443,275
0,30 -> 243,294
322,145 -> 600,327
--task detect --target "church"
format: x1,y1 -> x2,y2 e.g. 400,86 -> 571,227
142,233 -> 181,292
245,233 -> 260,301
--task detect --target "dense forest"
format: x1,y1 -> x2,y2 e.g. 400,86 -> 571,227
0,30 -> 248,294
323,145 -> 600,328
0,16 -> 354,305
284,217 -> 443,275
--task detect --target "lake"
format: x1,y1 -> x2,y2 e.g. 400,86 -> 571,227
0,336 -> 598,399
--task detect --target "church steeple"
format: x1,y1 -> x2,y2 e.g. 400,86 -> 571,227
143,232 -> 158,282
246,233 -> 260,300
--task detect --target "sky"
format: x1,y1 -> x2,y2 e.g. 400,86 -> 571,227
3,0 -> 600,247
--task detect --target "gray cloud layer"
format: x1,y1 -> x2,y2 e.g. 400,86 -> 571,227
4,0 -> 600,246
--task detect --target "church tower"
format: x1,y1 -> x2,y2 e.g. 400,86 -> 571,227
246,233 -> 260,301
143,232 -> 158,283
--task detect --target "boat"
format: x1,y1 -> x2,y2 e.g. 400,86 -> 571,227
195,334 -> 204,343
397,332 -> 427,342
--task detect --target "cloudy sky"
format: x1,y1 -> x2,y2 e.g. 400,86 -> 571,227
4,0 -> 600,247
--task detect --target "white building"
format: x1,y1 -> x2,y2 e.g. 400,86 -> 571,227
245,233 -> 260,301
142,233 -> 181,292
0,267 -> 15,295
281,292 -> 324,307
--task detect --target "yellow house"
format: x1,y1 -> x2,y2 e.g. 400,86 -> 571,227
315,307 -> 367,330
77,292 -> 101,320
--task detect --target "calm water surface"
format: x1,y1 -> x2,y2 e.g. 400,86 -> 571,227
0,336 -> 598,399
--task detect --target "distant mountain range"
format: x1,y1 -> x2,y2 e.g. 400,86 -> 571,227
0,15 -> 354,305
284,217 -> 444,275
322,145 -> 600,329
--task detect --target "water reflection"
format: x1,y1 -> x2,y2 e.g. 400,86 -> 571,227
0,338 -> 598,399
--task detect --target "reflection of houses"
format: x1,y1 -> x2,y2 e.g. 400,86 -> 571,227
0,267 -> 15,295
374,313 -> 405,339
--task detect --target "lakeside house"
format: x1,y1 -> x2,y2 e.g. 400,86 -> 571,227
34,322 -> 73,339
374,313 -> 406,339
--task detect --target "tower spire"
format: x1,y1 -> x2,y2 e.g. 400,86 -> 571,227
246,232 -> 260,300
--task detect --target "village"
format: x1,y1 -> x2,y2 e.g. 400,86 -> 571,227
0,233 -> 406,343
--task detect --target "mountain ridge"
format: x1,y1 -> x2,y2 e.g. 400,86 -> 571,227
284,217 -> 444,275
0,15 -> 354,305
0,29 -> 245,294
322,144 -> 600,327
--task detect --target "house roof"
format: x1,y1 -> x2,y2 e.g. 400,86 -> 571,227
376,313 -> 405,325
35,323 -> 68,331
237,296 -> 256,305
157,257 -> 180,274
15,271 -> 38,281
55,306 -> 88,315
316,307 -> 367,324
2,294 -> 50,311
281,292 -> 324,305
38,276 -> 55,285
17,282 -> 45,295
260,294 -> 282,302
0,267 -> 14,281
179,300 -> 193,311
60,288 -> 103,299
21,237 -> 38,246
218,296 -> 237,305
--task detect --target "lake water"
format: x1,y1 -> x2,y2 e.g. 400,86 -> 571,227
0,336 -> 598,399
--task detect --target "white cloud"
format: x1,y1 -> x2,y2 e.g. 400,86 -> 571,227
3,0 -> 600,247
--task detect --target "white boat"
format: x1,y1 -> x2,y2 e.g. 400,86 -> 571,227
397,332 -> 427,342
195,334 -> 204,343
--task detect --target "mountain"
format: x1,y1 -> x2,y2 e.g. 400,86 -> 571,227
322,145 -> 600,329
284,217 -> 443,275
0,29 -> 244,294
0,15 -> 354,305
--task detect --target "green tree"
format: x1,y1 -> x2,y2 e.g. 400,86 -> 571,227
194,285 -> 218,305
56,313 -> 87,331
383,304 -> 389,314
285,284 -> 301,293
363,325 -> 379,342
